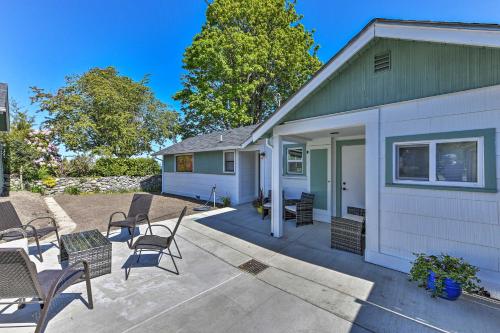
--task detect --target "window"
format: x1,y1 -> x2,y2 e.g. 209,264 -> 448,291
224,151 -> 235,173
175,154 -> 193,172
397,144 -> 429,180
287,147 -> 304,174
394,138 -> 483,187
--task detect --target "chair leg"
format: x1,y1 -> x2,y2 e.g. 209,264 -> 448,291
126,249 -> 137,280
172,238 -> 182,259
167,247 -> 179,275
35,298 -> 51,333
33,236 -> 43,262
85,272 -> 93,309
136,250 -> 142,263
54,228 -> 61,247
106,225 -> 111,238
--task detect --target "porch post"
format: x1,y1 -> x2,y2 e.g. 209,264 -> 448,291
271,134 -> 283,237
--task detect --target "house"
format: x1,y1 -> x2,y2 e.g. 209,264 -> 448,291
155,125 -> 272,205
0,83 -> 8,196
246,19 -> 500,296
159,19 -> 500,296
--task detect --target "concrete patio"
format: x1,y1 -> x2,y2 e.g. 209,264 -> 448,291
1,205 -> 499,332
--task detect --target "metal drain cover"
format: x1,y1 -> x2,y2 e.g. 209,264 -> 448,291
238,259 -> 269,275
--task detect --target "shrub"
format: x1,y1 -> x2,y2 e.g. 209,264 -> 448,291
94,158 -> 160,177
221,196 -> 231,207
30,185 -> 45,194
65,155 -> 95,177
64,186 -> 81,195
41,176 -> 57,188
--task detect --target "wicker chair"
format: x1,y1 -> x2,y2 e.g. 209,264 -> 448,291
106,193 -> 153,246
0,201 -> 59,262
0,247 -> 93,333
125,206 -> 187,279
285,192 -> 315,227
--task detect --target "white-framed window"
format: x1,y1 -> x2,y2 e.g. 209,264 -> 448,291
175,154 -> 193,172
223,151 -> 235,173
286,147 -> 304,175
393,137 -> 484,187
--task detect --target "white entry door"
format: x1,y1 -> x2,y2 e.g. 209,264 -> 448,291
341,144 -> 365,222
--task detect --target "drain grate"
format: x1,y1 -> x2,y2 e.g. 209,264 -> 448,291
238,259 -> 269,275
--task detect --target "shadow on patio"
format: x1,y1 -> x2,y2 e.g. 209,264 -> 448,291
190,204 -> 500,333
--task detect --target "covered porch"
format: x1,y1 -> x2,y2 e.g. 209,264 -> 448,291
262,109 -> 379,263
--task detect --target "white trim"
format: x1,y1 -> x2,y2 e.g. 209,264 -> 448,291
286,146 -> 304,175
174,153 -> 194,173
392,137 -> 484,188
223,150 -> 236,173
251,21 -> 500,143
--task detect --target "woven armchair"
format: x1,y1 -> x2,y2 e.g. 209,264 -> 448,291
0,201 -> 59,262
0,248 -> 93,333
106,193 -> 153,246
285,192 -> 315,227
125,206 -> 187,279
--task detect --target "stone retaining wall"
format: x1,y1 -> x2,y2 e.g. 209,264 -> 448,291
6,175 -> 161,195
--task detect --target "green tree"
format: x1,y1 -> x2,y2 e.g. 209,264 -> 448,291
174,0 -> 322,138
0,101 -> 39,183
31,67 -> 178,157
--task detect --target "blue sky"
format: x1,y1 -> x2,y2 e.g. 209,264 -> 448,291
1,0 -> 500,154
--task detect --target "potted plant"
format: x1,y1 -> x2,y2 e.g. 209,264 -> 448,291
409,253 -> 481,300
253,188 -> 264,214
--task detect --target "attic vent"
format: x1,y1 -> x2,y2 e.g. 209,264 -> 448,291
374,52 -> 391,73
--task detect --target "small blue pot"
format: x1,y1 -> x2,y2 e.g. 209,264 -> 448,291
427,271 -> 462,300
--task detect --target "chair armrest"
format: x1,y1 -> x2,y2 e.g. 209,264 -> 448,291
27,216 -> 58,229
46,260 -> 89,299
149,224 -> 174,235
284,198 -> 300,206
134,213 -> 150,223
109,211 -> 127,224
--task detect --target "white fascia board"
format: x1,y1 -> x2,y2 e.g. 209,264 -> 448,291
251,25 -> 375,142
155,146 -> 241,156
374,22 -> 500,48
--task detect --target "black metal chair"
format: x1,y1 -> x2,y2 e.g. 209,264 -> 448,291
285,192 -> 315,227
0,201 -> 60,262
0,247 -> 93,333
106,193 -> 153,246
125,206 -> 187,280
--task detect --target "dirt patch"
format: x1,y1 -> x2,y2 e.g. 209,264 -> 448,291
54,192 -> 212,233
0,191 -> 54,223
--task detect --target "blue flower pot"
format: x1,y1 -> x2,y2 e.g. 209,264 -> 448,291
427,271 -> 462,300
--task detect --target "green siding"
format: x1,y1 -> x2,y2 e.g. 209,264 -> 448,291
282,144 -> 306,176
285,39 -> 500,122
163,155 -> 175,172
310,149 -> 328,210
194,151 -> 225,175
385,128 -> 497,193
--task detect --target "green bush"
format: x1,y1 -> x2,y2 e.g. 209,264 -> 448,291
30,185 -> 45,194
94,158 -> 160,177
64,186 -> 81,195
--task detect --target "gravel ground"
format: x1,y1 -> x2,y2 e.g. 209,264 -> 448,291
0,191 -> 54,223
54,192 -> 212,233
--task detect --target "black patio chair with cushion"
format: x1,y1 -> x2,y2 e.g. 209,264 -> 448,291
284,192 -> 315,227
261,190 -> 301,220
0,201 -> 59,262
106,193 -> 154,246
125,206 -> 187,280
0,247 -> 93,333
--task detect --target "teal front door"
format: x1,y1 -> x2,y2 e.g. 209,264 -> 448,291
310,148 -> 330,221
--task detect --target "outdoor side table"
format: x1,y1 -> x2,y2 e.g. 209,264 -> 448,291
60,229 -> 112,278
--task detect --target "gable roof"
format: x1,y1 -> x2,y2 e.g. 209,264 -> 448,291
250,18 -> 500,142
154,124 -> 258,155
